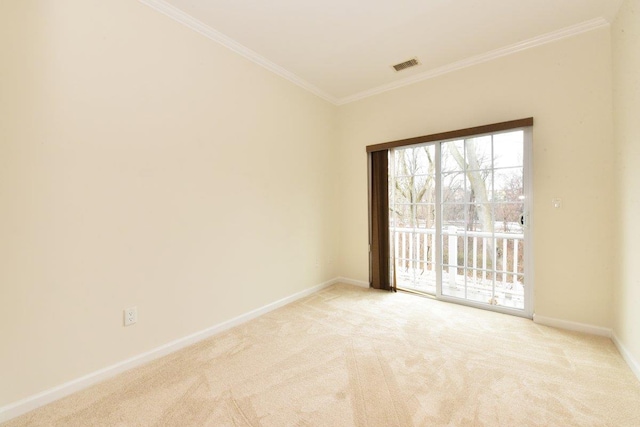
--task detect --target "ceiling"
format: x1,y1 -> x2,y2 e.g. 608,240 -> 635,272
143,0 -> 623,104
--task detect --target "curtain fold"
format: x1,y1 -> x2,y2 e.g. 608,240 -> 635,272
370,150 -> 394,291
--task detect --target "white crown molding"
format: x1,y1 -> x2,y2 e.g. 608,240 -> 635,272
137,1 -> 608,106
137,0 -> 338,104
336,17 -> 610,105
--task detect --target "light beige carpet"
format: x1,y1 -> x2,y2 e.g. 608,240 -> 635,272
4,283 -> 640,427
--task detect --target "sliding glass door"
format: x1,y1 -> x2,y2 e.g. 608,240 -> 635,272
389,128 -> 532,317
389,144 -> 438,294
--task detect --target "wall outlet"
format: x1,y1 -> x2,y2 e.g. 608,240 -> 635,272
124,306 -> 137,326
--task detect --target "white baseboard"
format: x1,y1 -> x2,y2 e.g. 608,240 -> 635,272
334,277 -> 370,288
611,332 -> 640,383
532,314 -> 612,337
0,278 -> 341,424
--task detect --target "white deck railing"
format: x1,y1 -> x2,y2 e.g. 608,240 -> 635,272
391,226 -> 525,308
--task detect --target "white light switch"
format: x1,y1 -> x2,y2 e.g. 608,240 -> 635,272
552,198 -> 562,209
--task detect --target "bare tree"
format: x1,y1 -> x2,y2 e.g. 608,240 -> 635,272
392,147 -> 436,228
446,139 -> 493,234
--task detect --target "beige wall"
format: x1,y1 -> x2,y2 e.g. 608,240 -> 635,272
0,0 -> 338,406
612,0 -> 640,367
337,28 -> 615,328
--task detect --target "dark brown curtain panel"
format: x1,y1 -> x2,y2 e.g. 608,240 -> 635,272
370,150 -> 393,291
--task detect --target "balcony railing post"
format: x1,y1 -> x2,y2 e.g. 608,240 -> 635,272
448,226 -> 457,288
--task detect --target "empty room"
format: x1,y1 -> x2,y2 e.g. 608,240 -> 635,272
1,0 -> 639,425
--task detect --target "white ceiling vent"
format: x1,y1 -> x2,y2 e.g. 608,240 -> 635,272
392,57 -> 420,72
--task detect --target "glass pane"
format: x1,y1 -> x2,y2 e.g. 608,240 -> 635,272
466,170 -> 493,203
515,241 -> 524,276
441,267 -> 463,298
441,270 -> 453,296
465,269 -> 493,305
465,136 -> 492,171
442,172 -> 468,203
442,203 -> 465,229
495,272 -> 525,310
494,203 -> 524,233
395,256 -> 412,288
441,232 -> 464,272
466,232 -> 490,270
494,167 -> 523,203
496,237 -> 525,278
391,204 -> 412,228
414,145 -> 436,176
419,269 -> 437,294
441,140 -> 464,172
494,131 -> 523,168
393,148 -> 413,176
393,175 -> 436,205
418,228 -> 437,295
414,174 -> 436,204
416,204 -> 436,229
392,176 -> 415,204
468,203 -> 494,232
394,146 -> 436,176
